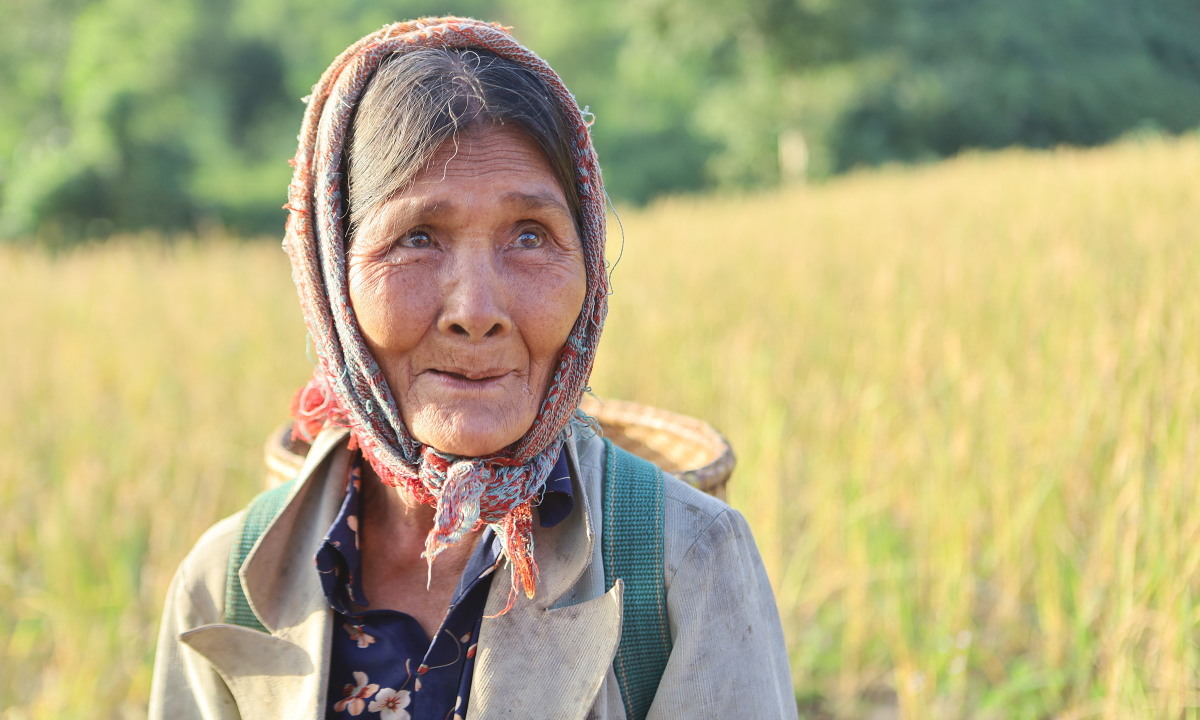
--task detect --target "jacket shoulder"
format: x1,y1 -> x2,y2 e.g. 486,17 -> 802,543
167,510 -> 245,626
662,470 -> 731,522
657,469 -> 798,717
660,472 -> 750,584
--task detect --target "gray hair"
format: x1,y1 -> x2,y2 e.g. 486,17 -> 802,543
347,47 -> 581,234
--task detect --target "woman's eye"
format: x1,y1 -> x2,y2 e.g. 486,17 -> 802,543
398,231 -> 433,249
514,230 -> 544,249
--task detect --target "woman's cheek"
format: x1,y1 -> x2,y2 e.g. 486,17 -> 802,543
348,263 -> 386,338
541,260 -> 587,338
512,251 -> 586,310
350,262 -> 420,349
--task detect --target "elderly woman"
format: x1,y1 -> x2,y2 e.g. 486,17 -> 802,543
150,17 -> 794,720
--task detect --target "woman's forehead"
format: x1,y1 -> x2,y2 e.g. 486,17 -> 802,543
397,126 -> 569,205
354,126 -> 574,238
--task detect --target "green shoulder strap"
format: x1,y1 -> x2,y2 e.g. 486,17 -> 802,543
223,478 -> 297,632
602,438 -> 672,720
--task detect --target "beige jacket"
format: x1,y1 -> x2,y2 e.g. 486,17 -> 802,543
150,426 -> 797,719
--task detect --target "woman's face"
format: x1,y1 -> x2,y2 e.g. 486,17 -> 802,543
348,125 -> 586,457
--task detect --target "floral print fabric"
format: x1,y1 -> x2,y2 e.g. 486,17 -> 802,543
318,451 -> 573,719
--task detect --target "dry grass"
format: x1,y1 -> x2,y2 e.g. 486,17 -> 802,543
3,134 -> 1199,718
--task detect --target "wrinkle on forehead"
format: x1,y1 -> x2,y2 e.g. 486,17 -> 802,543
416,126 -> 558,187
383,190 -> 573,226
392,126 -> 571,215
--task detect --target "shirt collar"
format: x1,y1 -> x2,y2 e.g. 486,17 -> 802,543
535,448 -> 574,528
316,445 -> 576,613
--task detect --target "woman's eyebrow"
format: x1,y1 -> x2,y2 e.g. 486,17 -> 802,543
385,197 -> 453,220
373,191 -> 570,235
364,198 -> 451,237
501,190 -> 572,218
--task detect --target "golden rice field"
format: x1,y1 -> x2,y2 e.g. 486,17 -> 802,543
2,134 -> 1199,719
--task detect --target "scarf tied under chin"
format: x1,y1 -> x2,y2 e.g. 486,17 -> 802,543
282,18 -> 609,609
291,372 -> 559,605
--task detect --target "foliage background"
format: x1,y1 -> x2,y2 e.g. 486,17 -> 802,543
3,0 -> 1199,239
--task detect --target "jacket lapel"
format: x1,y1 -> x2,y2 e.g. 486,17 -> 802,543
181,428 -> 351,720
469,432 -> 622,719
179,624 -> 319,717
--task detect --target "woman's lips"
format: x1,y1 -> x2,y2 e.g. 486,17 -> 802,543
425,368 -> 513,388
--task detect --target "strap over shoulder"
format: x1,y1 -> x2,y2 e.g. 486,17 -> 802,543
601,438 -> 672,720
224,479 -> 297,632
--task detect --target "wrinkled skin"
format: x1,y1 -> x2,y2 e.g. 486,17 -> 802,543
348,125 -> 587,458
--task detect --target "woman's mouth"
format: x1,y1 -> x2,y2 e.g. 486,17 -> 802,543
427,368 -> 512,386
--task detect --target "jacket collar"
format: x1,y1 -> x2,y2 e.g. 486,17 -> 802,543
179,426 -> 350,718
243,426 -> 351,635
183,426 -> 620,720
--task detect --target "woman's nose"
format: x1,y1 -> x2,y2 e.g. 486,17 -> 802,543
437,257 -> 512,339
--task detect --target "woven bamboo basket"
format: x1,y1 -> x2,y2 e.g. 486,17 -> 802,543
577,396 -> 734,499
263,397 -> 734,499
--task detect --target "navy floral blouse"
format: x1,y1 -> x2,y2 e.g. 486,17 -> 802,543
317,450 -> 574,720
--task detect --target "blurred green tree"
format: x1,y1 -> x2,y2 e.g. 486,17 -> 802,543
1,0 -> 1197,240
622,0 -> 1200,181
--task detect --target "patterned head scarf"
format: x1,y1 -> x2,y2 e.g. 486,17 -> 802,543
282,17 -> 608,604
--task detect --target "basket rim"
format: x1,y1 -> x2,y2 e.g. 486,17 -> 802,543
578,396 -> 735,492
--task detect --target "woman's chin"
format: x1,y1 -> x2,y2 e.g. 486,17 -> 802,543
407,405 -> 535,458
